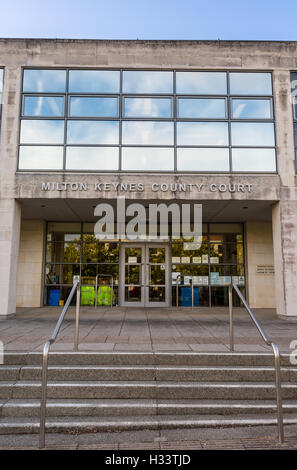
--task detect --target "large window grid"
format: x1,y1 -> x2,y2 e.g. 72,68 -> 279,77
19,69 -> 276,173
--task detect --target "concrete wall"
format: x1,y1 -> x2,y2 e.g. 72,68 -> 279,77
16,220 -> 45,308
246,222 -> 276,309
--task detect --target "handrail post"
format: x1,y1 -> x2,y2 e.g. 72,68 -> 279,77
74,282 -> 80,351
39,340 -> 51,449
228,284 -> 234,352
271,342 -> 284,443
176,275 -> 180,307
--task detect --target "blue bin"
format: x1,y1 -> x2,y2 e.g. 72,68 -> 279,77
49,288 -> 60,306
181,287 -> 199,306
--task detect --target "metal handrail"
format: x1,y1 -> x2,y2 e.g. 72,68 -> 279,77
95,274 -> 114,308
229,282 -> 284,443
176,275 -> 181,307
39,280 -> 81,449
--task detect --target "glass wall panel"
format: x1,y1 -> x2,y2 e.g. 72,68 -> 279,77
231,122 -> 275,146
69,70 -> 120,93
176,72 -> 227,95
66,147 -> 119,170
18,146 -> 64,170
177,148 -> 229,171
23,69 -> 66,93
20,119 -> 64,144
0,69 -> 3,93
231,99 -> 272,119
23,96 -> 64,117
123,98 -> 172,118
69,96 -> 118,117
178,98 -> 226,118
229,72 -> 272,95
177,122 -> 228,146
122,121 -> 174,145
122,71 -> 173,93
67,120 -> 119,144
122,148 -> 174,171
232,148 -> 276,172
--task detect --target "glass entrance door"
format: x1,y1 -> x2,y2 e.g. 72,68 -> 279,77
120,244 -> 169,307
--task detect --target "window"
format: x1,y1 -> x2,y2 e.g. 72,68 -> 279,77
291,72 -> 297,172
0,69 -> 3,136
19,69 -> 276,173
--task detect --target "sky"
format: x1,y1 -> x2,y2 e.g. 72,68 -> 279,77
0,0 -> 297,41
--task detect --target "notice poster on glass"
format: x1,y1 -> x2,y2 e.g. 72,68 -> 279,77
181,257 -> 191,264
239,276 -> 245,286
172,272 -> 181,285
192,256 -> 202,264
172,257 -> 180,264
232,276 -> 239,285
202,254 -> 209,264
128,257 -> 137,264
210,257 -> 219,264
184,276 -> 192,286
210,272 -> 219,285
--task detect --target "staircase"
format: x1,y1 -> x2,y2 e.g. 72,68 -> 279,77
0,351 -> 297,435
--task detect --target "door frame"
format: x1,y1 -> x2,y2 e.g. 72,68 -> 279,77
119,242 -> 170,307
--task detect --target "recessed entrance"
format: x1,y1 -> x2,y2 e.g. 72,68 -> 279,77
120,244 -> 170,307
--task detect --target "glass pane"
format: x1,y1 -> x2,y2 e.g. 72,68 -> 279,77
209,244 -> 243,264
82,241 -> 119,263
232,148 -> 276,172
149,287 -> 166,302
149,248 -> 165,263
122,121 -> 173,145
177,148 -> 229,171
125,247 -> 142,263
122,148 -> 174,171
123,71 -> 173,93
46,242 -> 80,263
231,99 -> 272,119
209,224 -> 243,234
18,146 -> 63,170
123,98 -> 172,118
229,72 -> 272,95
231,122 -> 275,146
0,69 -> 3,93
172,243 -> 209,262
23,69 -> 66,92
125,265 -> 141,284
67,120 -> 119,144
69,96 -> 118,117
125,286 -> 141,302
47,222 -> 81,237
178,98 -> 226,118
177,122 -> 228,146
23,96 -> 64,117
81,264 -> 119,285
176,72 -> 227,94
150,265 -> 165,285
66,147 -> 118,170
68,70 -> 120,93
20,120 -> 64,144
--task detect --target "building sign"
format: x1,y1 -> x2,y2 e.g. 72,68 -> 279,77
41,181 -> 253,193
256,265 -> 275,275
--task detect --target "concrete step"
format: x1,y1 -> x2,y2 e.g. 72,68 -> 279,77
1,380 -> 296,400
1,414 -> 297,435
0,365 -> 294,382
3,352 -> 293,367
2,398 -> 297,418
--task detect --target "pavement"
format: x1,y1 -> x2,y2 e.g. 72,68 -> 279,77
0,306 -> 296,353
0,306 -> 297,450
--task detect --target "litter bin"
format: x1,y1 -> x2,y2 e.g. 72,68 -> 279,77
181,286 -> 199,307
48,288 -> 60,306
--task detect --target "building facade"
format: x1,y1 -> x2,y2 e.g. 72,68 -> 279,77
0,38 -> 297,317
